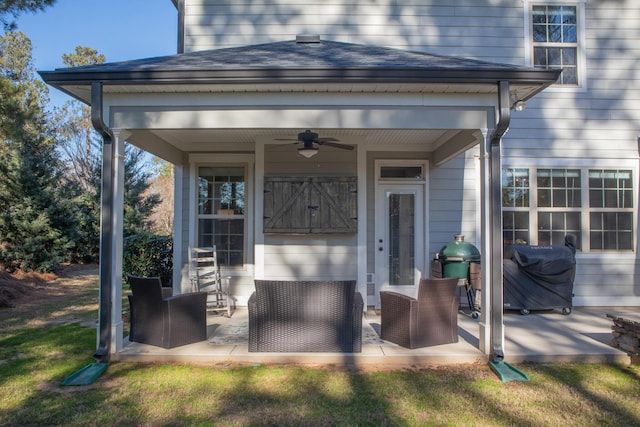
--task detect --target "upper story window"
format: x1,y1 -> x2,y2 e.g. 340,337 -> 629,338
531,4 -> 579,86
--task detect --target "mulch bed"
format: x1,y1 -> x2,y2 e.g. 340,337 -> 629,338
0,265 -> 83,309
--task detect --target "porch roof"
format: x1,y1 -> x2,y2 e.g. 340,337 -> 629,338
39,37 -> 560,105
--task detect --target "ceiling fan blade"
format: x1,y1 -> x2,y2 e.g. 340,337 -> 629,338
315,137 -> 340,142
320,141 -> 354,150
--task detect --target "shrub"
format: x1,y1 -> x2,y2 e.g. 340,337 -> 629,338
123,234 -> 173,286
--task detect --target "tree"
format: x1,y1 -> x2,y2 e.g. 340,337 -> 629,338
0,0 -> 56,30
54,47 -> 105,194
0,31 -> 76,272
146,159 -> 174,236
62,46 -> 106,67
54,46 -> 162,262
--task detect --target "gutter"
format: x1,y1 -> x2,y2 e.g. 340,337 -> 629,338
488,80 -> 510,363
486,81 -> 531,381
91,82 -> 114,363
39,68 -> 562,86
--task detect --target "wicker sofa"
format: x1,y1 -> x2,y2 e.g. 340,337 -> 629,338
248,280 -> 363,352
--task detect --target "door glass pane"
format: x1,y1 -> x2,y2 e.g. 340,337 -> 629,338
388,193 -> 415,286
380,166 -> 423,179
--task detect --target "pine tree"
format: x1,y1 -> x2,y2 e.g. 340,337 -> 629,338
0,31 -> 76,272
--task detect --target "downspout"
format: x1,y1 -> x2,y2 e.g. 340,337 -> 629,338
91,82 -> 114,362
176,0 -> 185,54
488,80 -> 511,363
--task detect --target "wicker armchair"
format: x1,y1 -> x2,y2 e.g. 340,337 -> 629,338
248,280 -> 363,352
127,276 -> 208,349
380,277 -> 459,348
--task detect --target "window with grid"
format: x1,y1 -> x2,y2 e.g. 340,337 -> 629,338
502,168 -> 531,248
502,167 -> 635,252
536,169 -> 582,246
532,4 -> 579,85
197,166 -> 246,267
588,170 -> 634,251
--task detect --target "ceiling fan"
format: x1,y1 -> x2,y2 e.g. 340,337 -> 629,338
276,130 -> 354,158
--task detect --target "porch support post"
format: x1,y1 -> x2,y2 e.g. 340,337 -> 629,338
478,128 -> 491,354
254,140 -> 265,279
356,142 -> 367,305
488,81 -> 511,361
172,160 -> 185,293
109,129 -> 130,353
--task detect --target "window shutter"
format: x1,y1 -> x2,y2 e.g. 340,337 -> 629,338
264,176 -> 357,234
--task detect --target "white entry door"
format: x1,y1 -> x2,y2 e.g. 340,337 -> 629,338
374,183 -> 424,306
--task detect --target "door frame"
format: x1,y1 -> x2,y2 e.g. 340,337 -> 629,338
373,160 -> 429,307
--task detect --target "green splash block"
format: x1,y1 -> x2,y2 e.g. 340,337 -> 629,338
489,360 -> 529,382
62,363 -> 108,386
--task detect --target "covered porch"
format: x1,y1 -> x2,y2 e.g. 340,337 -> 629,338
40,37 -> 563,364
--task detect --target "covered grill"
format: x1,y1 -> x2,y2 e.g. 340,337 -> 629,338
503,235 -> 576,315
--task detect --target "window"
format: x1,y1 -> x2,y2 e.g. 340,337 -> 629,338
536,169 -> 582,246
531,4 -> 579,85
502,168 -> 531,246
197,166 -> 246,267
380,166 -> 423,180
588,170 -> 634,250
502,167 -> 635,252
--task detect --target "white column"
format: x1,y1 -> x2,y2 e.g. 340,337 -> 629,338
110,129 -> 130,353
357,143 -> 367,307
172,162 -> 185,293
478,129 -> 491,355
254,140 -> 265,279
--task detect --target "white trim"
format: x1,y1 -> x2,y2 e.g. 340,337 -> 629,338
523,0 -> 588,92
502,157 -> 640,168
575,296 -> 640,307
373,159 -> 429,305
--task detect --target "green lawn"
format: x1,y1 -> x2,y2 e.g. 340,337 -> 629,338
1,266 -> 639,426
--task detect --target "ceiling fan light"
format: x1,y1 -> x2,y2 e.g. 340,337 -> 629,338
298,147 -> 319,158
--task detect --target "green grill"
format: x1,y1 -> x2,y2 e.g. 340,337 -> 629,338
436,234 -> 481,280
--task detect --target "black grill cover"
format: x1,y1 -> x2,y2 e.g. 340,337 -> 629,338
503,237 -> 576,312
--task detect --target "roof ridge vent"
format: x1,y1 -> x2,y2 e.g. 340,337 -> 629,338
296,34 -> 321,43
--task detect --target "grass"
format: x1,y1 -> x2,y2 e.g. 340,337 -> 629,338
0,266 -> 639,426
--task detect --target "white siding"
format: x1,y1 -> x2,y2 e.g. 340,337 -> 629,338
183,0 -> 525,62
262,237 -> 358,280
428,149 -> 480,259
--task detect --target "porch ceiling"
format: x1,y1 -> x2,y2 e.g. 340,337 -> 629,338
126,127 -> 477,167
142,128 -> 453,148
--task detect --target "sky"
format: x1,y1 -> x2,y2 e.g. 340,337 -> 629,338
9,0 -> 178,108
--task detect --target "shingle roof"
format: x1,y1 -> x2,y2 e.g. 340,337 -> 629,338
54,39 -> 524,72
40,38 -> 559,84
